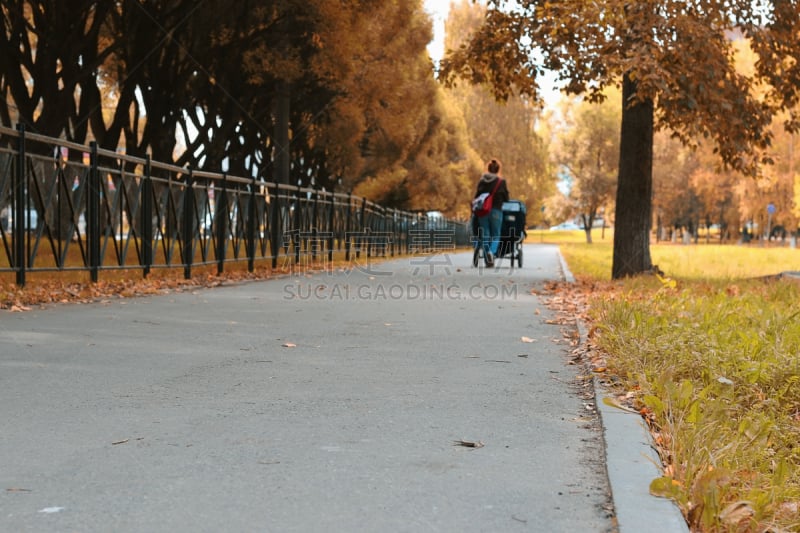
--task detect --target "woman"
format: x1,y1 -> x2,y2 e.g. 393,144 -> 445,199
473,159 -> 509,267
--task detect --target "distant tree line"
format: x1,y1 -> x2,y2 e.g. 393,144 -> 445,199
443,0 -> 800,277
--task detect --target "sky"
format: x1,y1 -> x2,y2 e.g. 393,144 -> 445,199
422,0 -> 562,106
423,0 -> 449,63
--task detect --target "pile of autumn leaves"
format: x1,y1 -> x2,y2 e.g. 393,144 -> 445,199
0,267 -> 287,312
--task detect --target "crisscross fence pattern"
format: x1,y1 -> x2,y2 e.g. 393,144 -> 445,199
1,125 -> 469,286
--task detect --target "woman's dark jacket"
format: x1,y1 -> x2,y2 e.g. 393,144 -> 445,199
474,173 -> 509,208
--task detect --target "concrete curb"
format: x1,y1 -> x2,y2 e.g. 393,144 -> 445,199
555,250 -> 690,533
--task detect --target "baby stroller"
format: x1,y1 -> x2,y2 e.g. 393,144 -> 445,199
471,200 -> 527,267
496,200 -> 526,267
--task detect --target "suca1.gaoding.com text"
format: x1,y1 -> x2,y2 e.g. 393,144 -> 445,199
283,282 -> 518,301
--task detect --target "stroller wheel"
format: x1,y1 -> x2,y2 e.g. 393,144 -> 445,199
517,247 -> 523,267
473,247 -> 480,267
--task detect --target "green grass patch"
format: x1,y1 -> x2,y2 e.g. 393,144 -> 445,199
559,241 -> 800,281
560,243 -> 800,532
526,227 -> 613,246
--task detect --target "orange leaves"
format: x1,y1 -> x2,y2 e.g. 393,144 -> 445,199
539,279 -> 593,324
0,267 -> 284,312
726,284 -> 740,297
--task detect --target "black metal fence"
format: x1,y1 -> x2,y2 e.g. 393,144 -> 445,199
0,125 -> 469,286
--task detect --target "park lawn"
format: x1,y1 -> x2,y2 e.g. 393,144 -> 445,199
526,227 -> 614,246
558,242 -> 800,532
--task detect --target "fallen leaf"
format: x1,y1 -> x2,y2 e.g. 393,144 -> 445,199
650,476 -> 683,499
719,501 -> 755,526
602,396 -> 640,414
521,336 -> 536,343
453,439 -> 484,448
282,342 -> 296,348
6,488 -> 32,493
111,439 -> 130,445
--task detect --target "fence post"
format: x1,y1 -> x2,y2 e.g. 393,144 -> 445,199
182,168 -> 193,279
216,173 -> 228,275
294,183 -> 302,264
391,208 -> 398,257
270,183 -> 280,269
328,191 -> 335,263
312,186 -> 319,261
88,141 -> 100,282
14,124 -> 26,286
142,155 -> 153,277
358,197 -> 367,259
406,213 -> 413,255
247,176 -> 256,272
345,192 -> 353,261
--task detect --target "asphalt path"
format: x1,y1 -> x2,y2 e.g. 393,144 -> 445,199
1,245 -> 615,532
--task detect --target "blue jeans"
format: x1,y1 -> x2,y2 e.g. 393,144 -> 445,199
477,208 -> 503,256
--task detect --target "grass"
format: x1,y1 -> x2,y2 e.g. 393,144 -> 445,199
559,241 -> 800,532
527,227 -> 614,246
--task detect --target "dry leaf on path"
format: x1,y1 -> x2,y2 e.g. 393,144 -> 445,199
521,336 -> 536,343
453,440 -> 484,448
602,396 -> 640,414
282,342 -> 297,348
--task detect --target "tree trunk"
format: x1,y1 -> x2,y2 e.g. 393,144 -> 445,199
584,214 -> 594,244
612,74 -> 654,278
274,81 -> 291,185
